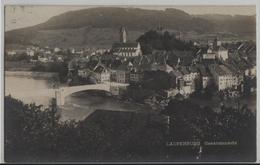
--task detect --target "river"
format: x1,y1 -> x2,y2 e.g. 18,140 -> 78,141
4,72 -> 152,121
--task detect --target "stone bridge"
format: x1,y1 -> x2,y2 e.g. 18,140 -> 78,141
55,82 -> 129,106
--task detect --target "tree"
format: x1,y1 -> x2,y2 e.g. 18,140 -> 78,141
137,30 -> 194,54
162,98 -> 256,161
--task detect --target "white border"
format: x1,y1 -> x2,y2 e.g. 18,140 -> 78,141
0,0 -> 259,164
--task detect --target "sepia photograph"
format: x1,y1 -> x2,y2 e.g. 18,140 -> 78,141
2,2 -> 257,163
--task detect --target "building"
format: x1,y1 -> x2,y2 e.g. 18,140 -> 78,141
216,46 -> 228,61
162,88 -> 179,98
212,38 -> 229,61
54,47 -> 61,53
26,49 -> 35,56
202,52 -> 216,60
114,61 -> 133,83
111,42 -> 142,57
197,65 -> 212,89
6,50 -> 16,56
90,61 -> 110,83
188,66 -> 199,82
208,64 -> 238,91
93,66 -> 110,83
78,68 -> 92,78
111,26 -> 142,58
38,56 -> 49,63
130,69 -> 143,83
150,61 -> 173,73
170,68 -> 184,89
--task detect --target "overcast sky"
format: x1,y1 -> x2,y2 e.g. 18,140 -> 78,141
5,5 -> 256,31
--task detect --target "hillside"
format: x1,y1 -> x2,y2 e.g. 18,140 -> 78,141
5,7 -> 256,49
195,14 -> 256,35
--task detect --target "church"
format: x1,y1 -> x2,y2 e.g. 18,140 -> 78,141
111,26 -> 142,58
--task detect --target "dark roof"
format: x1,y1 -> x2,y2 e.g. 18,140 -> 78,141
94,65 -> 107,73
189,66 -> 198,73
132,56 -> 151,71
209,64 -> 233,76
197,64 -> 210,77
179,66 -> 190,75
116,61 -> 133,71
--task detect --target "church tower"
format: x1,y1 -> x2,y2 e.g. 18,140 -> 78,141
119,26 -> 127,43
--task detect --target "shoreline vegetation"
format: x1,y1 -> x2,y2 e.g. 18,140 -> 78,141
5,71 -> 59,79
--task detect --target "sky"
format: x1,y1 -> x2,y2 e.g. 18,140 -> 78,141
5,5 -> 256,31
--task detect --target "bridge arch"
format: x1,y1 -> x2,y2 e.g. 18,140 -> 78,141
55,82 -> 129,106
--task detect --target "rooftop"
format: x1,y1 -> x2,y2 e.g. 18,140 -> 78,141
209,64 -> 233,76
197,65 -> 210,77
179,66 -> 190,75
170,69 -> 183,77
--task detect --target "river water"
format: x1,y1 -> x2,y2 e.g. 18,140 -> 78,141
5,72 -> 152,121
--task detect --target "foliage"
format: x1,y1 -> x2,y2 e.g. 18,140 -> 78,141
5,53 -> 30,62
30,62 -> 68,83
141,70 -> 176,91
4,96 -> 166,162
163,98 -> 256,161
137,30 -> 193,54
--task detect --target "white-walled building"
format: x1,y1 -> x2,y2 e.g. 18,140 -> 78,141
216,46 -> 229,61
26,49 -> 35,56
111,42 -> 142,57
209,64 -> 238,91
111,26 -> 142,58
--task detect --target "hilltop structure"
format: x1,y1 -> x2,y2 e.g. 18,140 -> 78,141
111,26 -> 142,58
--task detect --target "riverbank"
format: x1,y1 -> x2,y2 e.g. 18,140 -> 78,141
5,61 -> 34,71
5,71 -> 59,79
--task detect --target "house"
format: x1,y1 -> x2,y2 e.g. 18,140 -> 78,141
215,45 -> 228,61
78,68 -> 92,78
130,69 -> 143,83
93,65 -> 111,83
7,50 -> 16,56
208,64 -> 238,91
38,56 -> 49,63
114,61 -> 133,83
54,47 -> 61,53
166,50 -> 194,67
85,60 -> 111,83
162,88 -> 179,98
188,66 -> 199,81
202,52 -> 216,60
149,53 -> 173,73
179,85 -> 193,96
210,38 -> 229,61
26,49 -> 35,56
56,55 -> 64,62
180,66 -> 190,81
132,55 -> 151,72
170,68 -> 183,89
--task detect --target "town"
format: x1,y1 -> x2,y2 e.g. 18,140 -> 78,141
5,25 -> 256,109
4,5 -> 257,162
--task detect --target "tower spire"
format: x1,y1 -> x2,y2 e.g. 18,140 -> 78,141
120,26 -> 127,43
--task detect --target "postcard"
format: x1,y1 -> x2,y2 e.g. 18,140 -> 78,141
2,1 -> 258,163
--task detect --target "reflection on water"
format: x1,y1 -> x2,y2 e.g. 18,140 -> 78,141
5,76 -> 55,106
5,74 -> 152,121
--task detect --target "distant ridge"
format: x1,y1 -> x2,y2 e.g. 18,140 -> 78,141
5,7 -> 256,48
